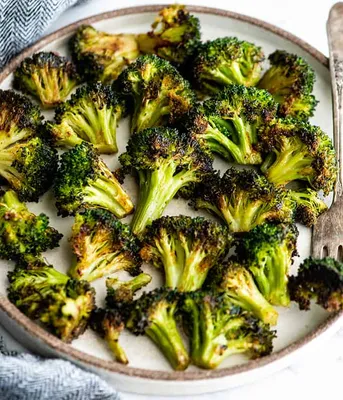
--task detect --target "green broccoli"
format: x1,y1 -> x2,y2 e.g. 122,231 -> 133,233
117,55 -> 195,133
236,222 -> 299,306
69,25 -> 139,83
13,52 -> 79,108
54,142 -> 133,217
181,290 -> 275,369
68,208 -> 142,282
140,216 -> 232,291
289,257 -> 343,311
258,50 -> 318,119
119,127 -> 213,234
45,82 -> 127,153
191,37 -> 264,94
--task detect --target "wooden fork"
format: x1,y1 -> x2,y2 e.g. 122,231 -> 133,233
312,3 -> 343,260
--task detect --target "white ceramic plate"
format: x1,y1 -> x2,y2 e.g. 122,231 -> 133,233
0,5 -> 342,396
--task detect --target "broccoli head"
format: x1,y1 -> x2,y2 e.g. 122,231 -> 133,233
184,85 -> 277,164
288,188 -> 327,227
289,257 -> 343,311
117,54 -> 195,133
68,208 -> 142,282
137,5 -> 201,67
8,259 -> 95,342
191,37 -> 264,94
119,127 -> 213,234
90,308 -> 128,364
193,168 -> 293,233
140,216 -> 232,291
69,25 -> 139,83
259,118 -> 337,195
0,190 -> 62,261
45,82 -> 127,154
236,222 -> 298,306
126,287 -> 189,370
54,142 -> 133,217
181,290 -> 275,369
13,52 -> 79,108
258,50 -> 318,119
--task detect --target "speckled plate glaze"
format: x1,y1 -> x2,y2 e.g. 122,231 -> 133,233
0,5 -> 342,396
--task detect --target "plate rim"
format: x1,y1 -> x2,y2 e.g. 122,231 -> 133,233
0,3 -> 341,382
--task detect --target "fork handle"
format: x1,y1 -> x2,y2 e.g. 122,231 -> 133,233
327,3 -> 343,199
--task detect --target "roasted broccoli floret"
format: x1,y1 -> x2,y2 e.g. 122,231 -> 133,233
126,288 -> 189,370
259,118 -> 337,195
193,168 -> 293,233
137,5 -> 201,67
289,257 -> 343,311
45,82 -> 127,154
258,50 -> 318,119
69,25 -> 139,83
191,37 -> 264,94
140,216 -> 231,291
13,52 -> 79,108
119,127 -> 213,234
184,85 -> 277,164
68,208 -> 142,282
54,142 -> 133,217
0,190 -> 62,261
236,222 -> 298,306
181,290 -> 275,369
288,188 -> 327,227
117,55 -> 195,133
90,308 -> 128,364
8,259 -> 95,342
106,273 -> 152,307
207,259 -> 278,325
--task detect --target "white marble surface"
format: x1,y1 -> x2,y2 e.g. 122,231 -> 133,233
1,0 -> 343,398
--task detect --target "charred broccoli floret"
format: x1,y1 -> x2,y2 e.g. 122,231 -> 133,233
193,168 -> 293,233
191,37 -> 264,94
68,208 -> 142,282
140,216 -> 231,291
8,259 -> 95,342
90,308 -> 128,364
0,190 -> 62,261
259,118 -> 337,195
184,85 -> 277,164
45,82 -> 127,153
126,288 -> 189,370
236,222 -> 298,306
181,290 -> 275,369
258,50 -> 318,119
288,188 -> 327,227
69,25 -> 139,83
207,259 -> 278,325
117,55 -> 195,133
119,127 -> 213,234
289,257 -> 343,311
137,5 -> 201,67
13,52 -> 79,108
54,142 -> 133,217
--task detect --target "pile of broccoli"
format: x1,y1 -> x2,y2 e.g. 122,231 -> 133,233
1,4 -> 340,373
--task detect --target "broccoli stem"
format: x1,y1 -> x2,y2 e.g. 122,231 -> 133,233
106,330 -> 128,364
178,245 -> 209,292
1,189 -> 25,210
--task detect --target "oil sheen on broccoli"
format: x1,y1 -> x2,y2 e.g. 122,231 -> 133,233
13,52 -> 79,108
54,142 -> 133,217
68,208 -> 142,282
69,25 -> 139,82
119,127 -> 213,234
117,55 -> 195,133
193,168 -> 293,233
140,216 -> 232,291
191,37 -> 264,94
236,222 -> 299,306
181,290 -> 275,369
